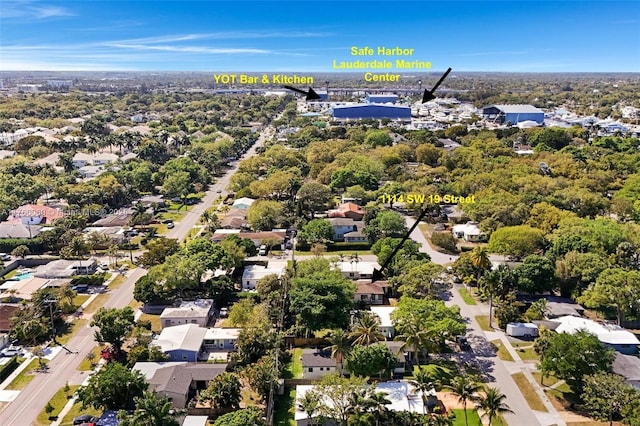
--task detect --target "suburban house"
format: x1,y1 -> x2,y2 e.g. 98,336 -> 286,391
328,218 -> 364,242
133,362 -> 227,409
613,353 -> 640,389
7,204 -> 65,225
0,223 -> 43,239
241,262 -> 287,291
0,304 -> 20,333
370,306 -> 397,339
34,259 -> 98,278
154,324 -> 208,362
202,327 -> 241,355
72,152 -> 119,168
327,202 -> 365,221
220,208 -> 248,229
232,197 -> 256,210
295,381 -> 427,425
354,280 -> 386,305
334,261 -> 380,280
160,299 -> 215,329
553,315 -> 639,355
344,229 -> 368,243
83,227 -> 127,245
452,221 -> 486,242
382,341 -> 409,376
91,208 -> 135,227
301,349 -> 337,379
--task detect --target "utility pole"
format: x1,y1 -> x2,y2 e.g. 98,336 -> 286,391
44,299 -> 57,340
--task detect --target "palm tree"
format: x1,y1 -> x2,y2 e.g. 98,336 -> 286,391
409,367 -> 438,414
119,391 -> 180,426
476,387 -> 513,425
443,374 -> 483,426
363,391 -> 391,426
57,283 -> 76,308
394,314 -> 434,367
429,414 -> 455,426
68,236 -> 89,268
349,312 -> 385,346
297,391 -> 320,426
469,247 -> 492,280
325,329 -> 352,375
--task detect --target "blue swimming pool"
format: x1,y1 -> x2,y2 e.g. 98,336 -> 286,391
14,272 -> 34,281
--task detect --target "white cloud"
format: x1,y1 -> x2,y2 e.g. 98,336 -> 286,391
0,1 -> 74,20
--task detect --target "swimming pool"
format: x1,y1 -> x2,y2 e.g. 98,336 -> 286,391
14,272 -> 34,281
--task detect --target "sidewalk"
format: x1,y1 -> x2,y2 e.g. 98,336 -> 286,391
50,359 -> 105,426
0,354 -> 35,392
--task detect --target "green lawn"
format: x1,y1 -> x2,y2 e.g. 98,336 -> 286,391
56,319 -> 88,346
72,294 -> 90,307
108,274 -> 126,289
83,293 -> 110,314
5,358 -> 49,390
274,387 -> 296,426
59,400 -> 101,426
451,409 -> 482,426
458,287 -> 477,305
475,315 -> 493,331
77,346 -> 101,371
511,372 -> 548,412
35,384 -> 80,426
516,345 -> 539,361
3,269 -> 18,279
531,371 -> 562,388
285,348 -> 303,379
138,313 -> 162,333
491,339 -> 514,362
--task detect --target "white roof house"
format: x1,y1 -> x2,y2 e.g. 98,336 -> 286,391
154,324 -> 207,361
452,221 -> 486,242
160,299 -> 214,329
295,381 -> 424,424
553,315 -> 639,355
232,197 -> 256,210
333,261 -> 380,280
242,262 -> 287,291
370,306 -> 397,339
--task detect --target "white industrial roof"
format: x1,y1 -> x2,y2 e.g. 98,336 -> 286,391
489,104 -> 544,114
334,261 -> 380,276
554,316 -> 640,345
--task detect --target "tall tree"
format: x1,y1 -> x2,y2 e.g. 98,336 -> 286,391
582,372 -> 640,426
198,372 -> 241,414
444,374 -> 483,426
349,312 -> 385,347
578,267 -> 640,325
77,362 -> 148,411
90,306 -> 135,354
118,391 -> 180,426
325,329 -> 352,375
468,247 -> 492,281
477,387 -> 513,425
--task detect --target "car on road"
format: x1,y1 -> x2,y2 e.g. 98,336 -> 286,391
216,189 -> 222,193
219,307 -> 229,318
456,335 -> 471,351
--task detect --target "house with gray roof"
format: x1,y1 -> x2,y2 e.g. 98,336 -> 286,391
154,324 -> 208,361
301,349 -> 337,379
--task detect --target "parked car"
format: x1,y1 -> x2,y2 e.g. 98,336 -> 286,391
167,222 -> 175,229
73,415 -> 98,425
456,336 -> 471,351
258,244 -> 268,256
219,307 -> 229,318
0,253 -> 11,261
161,219 -> 174,224
1,346 -> 23,357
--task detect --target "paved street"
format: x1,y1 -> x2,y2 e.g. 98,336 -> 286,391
408,219 -> 564,426
0,126 -> 274,426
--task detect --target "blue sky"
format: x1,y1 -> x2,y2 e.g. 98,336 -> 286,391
1,0 -> 638,72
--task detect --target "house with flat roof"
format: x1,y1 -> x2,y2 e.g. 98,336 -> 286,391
553,315 -> 639,355
133,362 -> 227,408
33,258 -> 97,278
333,261 -> 380,281
154,324 -> 208,362
452,221 -> 486,242
370,306 -> 397,339
202,327 -> 241,352
160,299 -> 214,329
242,262 -> 287,291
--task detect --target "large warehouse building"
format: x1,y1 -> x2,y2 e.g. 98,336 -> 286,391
332,104 -> 411,121
366,93 -> 398,104
482,104 -> 544,125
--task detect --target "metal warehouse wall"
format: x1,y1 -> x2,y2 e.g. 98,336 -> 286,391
505,112 -> 544,124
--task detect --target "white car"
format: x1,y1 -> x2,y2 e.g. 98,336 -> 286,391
0,253 -> 11,261
219,307 -> 229,318
1,346 -> 22,357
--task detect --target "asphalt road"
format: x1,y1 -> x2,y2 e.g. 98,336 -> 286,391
0,125 -> 273,426
407,219 -> 543,426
